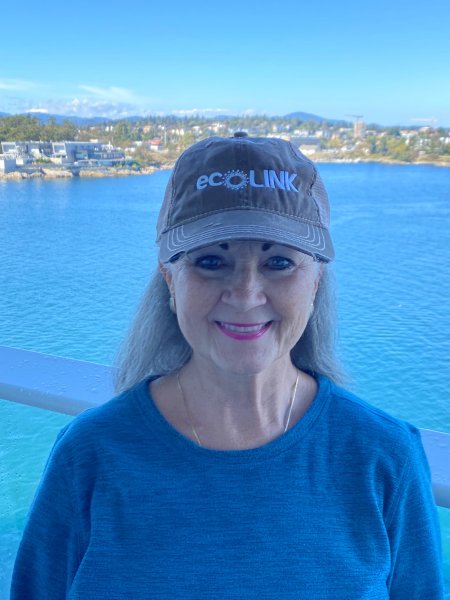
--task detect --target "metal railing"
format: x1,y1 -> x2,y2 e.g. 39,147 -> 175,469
1,344 -> 449,508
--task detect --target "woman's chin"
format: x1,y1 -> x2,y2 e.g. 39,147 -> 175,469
199,348 -> 285,377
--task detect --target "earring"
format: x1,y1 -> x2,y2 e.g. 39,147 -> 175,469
169,296 -> 177,314
309,302 -> 314,318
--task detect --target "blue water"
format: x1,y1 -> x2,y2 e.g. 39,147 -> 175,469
1,164 -> 449,596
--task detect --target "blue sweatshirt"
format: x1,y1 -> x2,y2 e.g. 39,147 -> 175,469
11,375 -> 444,599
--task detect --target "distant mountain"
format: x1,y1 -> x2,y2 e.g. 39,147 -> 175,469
283,111 -> 345,125
121,115 -> 148,122
0,110 -> 350,126
24,112 -> 114,126
0,112 -> 165,126
0,111 -> 115,126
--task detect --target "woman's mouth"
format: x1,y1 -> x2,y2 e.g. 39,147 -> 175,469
215,321 -> 272,340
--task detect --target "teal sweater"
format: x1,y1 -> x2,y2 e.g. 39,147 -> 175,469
11,375 -> 443,599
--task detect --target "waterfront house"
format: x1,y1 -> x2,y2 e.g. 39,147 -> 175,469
1,141 -> 53,163
290,136 -> 323,155
51,141 -> 125,165
143,139 -> 163,152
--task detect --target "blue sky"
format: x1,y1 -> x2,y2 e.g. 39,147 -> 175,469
1,0 -> 449,126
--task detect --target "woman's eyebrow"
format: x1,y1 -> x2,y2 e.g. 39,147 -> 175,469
216,242 -> 273,251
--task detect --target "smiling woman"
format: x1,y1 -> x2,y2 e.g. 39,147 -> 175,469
154,240 -> 323,449
163,242 -> 321,372
10,134 -> 444,599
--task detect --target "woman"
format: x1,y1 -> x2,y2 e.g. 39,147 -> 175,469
11,133 -> 443,598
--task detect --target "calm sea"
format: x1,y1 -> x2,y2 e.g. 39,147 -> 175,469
1,163 -> 449,597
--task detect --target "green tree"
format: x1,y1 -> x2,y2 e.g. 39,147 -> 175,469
385,137 -> 414,161
0,115 -> 42,142
111,121 -> 132,147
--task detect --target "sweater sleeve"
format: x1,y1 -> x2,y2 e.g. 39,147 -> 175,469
10,426 -> 83,600
386,428 -> 444,599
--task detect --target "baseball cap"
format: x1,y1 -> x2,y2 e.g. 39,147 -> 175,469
156,132 -> 334,262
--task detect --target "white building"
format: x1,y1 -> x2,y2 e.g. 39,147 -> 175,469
291,136 -> 322,155
0,156 -> 17,173
1,141 -> 53,160
51,142 -> 125,164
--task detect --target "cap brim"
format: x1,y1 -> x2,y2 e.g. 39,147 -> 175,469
158,210 -> 334,262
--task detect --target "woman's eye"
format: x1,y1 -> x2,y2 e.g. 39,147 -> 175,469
194,255 -> 225,270
265,256 -> 294,270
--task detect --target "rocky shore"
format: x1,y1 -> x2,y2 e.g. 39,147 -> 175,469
313,156 -> 450,167
1,158 -> 448,181
0,165 -> 165,180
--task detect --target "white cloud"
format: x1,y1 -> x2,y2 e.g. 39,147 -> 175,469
0,82 -> 257,119
5,96 -> 150,119
170,107 -> 262,118
78,85 -> 140,103
171,108 -> 232,117
0,80 -> 160,118
241,108 -> 258,116
61,97 -> 139,118
0,78 -> 36,92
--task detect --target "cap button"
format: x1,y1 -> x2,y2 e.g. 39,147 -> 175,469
233,131 -> 248,138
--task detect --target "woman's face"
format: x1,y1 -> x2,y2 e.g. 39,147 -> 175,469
161,240 -> 322,376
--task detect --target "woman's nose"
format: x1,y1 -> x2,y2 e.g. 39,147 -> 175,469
220,267 -> 267,311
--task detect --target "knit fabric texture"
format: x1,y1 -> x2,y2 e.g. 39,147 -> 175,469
11,375 -> 444,599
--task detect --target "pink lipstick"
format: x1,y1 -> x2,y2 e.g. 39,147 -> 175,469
215,321 -> 272,340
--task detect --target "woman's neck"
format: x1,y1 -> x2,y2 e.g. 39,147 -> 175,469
174,357 -> 315,450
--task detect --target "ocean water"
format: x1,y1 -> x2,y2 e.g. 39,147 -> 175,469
0,163 -> 449,596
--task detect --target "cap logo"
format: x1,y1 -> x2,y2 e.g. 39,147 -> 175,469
196,169 -> 298,193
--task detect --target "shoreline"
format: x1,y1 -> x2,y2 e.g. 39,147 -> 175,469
0,164 -> 169,181
1,158 -> 449,181
313,156 -> 450,167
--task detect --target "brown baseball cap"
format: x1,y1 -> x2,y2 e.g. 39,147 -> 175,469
157,132 -> 334,262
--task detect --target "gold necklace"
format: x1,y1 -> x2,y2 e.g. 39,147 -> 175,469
176,370 -> 300,447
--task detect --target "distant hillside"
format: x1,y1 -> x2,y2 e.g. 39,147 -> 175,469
25,112 -> 114,126
0,110 -> 352,127
283,111 -> 346,125
0,112 -> 114,126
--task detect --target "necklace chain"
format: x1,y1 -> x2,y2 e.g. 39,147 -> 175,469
176,370 -> 300,447
176,371 -> 202,446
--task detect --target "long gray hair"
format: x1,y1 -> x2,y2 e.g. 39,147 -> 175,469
114,263 -> 345,393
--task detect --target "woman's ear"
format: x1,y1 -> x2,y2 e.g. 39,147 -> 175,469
159,261 -> 173,290
313,262 -> 324,295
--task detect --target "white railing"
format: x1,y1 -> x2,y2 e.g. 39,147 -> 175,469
1,344 -> 449,509
0,345 -> 114,415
